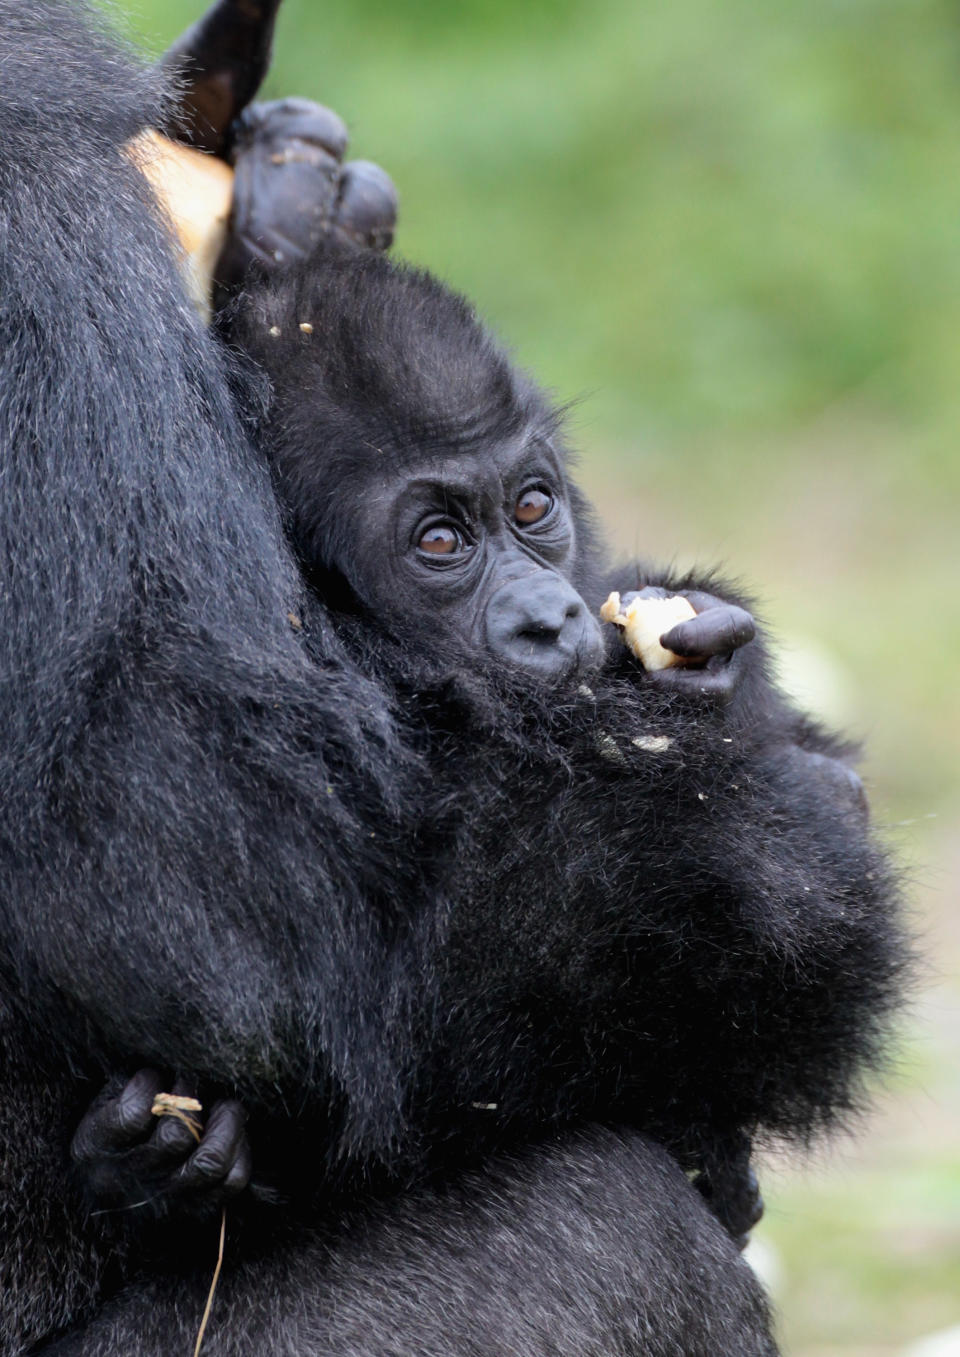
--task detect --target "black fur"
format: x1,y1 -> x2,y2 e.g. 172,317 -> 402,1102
43,1129 -> 778,1357
0,2 -> 903,1353
0,0 -> 432,1346
222,244 -> 906,1185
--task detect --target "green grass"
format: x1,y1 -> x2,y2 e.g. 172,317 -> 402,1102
122,0 -> 960,1346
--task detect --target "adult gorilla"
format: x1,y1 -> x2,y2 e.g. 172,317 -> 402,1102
0,1 -> 780,1353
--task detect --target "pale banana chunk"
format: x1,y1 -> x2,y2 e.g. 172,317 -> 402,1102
600,591 -> 697,671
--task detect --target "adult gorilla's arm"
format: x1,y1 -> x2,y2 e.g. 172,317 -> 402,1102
39,1128 -> 779,1357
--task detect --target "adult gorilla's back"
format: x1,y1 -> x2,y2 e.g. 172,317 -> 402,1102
0,3 -> 778,1352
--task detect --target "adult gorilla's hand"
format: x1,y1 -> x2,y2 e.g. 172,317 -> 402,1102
72,1070 -> 251,1222
620,586 -> 756,702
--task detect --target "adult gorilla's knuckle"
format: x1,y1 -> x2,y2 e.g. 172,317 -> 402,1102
155,1118 -> 194,1153
190,1148 -> 228,1182
216,1098 -> 247,1127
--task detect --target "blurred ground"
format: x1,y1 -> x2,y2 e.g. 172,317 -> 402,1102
128,0 -> 960,1348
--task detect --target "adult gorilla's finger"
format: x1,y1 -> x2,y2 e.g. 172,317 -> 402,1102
175,1100 -> 249,1194
661,604 -> 755,658
334,161 -> 399,251
71,1069 -> 164,1161
160,0 -> 284,157
223,1138 -> 254,1196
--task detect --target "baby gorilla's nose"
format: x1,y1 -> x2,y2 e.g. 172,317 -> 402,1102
485,573 -> 604,678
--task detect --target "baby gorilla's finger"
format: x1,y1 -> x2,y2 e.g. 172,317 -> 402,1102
237,96 -> 349,163
645,660 -> 740,703
619,587 -> 668,608
660,604 -> 755,659
175,1099 -> 250,1195
333,160 -> 398,251
71,1068 -> 164,1162
216,98 -> 349,291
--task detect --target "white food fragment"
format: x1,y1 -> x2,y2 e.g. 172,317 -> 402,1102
632,734 -> 672,754
299,322 -> 314,334
268,325 -> 281,338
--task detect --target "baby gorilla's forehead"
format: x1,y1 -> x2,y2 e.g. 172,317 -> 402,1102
392,438 -> 565,516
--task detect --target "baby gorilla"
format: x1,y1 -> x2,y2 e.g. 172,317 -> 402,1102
226,247 -> 753,691
75,239 -> 903,1263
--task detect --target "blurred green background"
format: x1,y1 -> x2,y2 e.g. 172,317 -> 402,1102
129,0 -> 959,1350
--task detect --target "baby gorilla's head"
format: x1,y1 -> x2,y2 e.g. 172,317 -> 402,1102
226,245 -> 605,681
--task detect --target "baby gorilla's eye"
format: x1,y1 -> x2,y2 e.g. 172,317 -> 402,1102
515,487 -> 553,527
418,523 -> 467,556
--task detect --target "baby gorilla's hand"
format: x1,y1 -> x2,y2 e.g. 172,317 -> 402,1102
215,98 -> 398,295
621,587 -> 756,702
71,1069 -> 250,1222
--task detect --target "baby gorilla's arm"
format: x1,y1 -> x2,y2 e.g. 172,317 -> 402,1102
139,0 -> 398,309
72,1071 -> 250,1223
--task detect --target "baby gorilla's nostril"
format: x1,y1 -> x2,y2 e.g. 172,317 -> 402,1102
517,621 -> 562,645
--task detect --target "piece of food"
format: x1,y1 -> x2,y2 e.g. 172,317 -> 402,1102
151,1092 -> 203,1116
126,129 -> 235,315
600,591 -> 697,671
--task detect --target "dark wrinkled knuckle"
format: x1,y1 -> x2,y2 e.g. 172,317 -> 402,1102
219,1098 -> 247,1127
190,1149 -> 228,1183
155,1120 -> 193,1153
116,1096 -> 149,1136
223,1148 -> 252,1196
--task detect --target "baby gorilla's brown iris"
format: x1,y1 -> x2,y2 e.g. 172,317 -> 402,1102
419,524 -> 463,555
515,488 -> 551,525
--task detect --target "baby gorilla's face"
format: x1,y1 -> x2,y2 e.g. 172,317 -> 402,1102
353,436 -> 605,681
